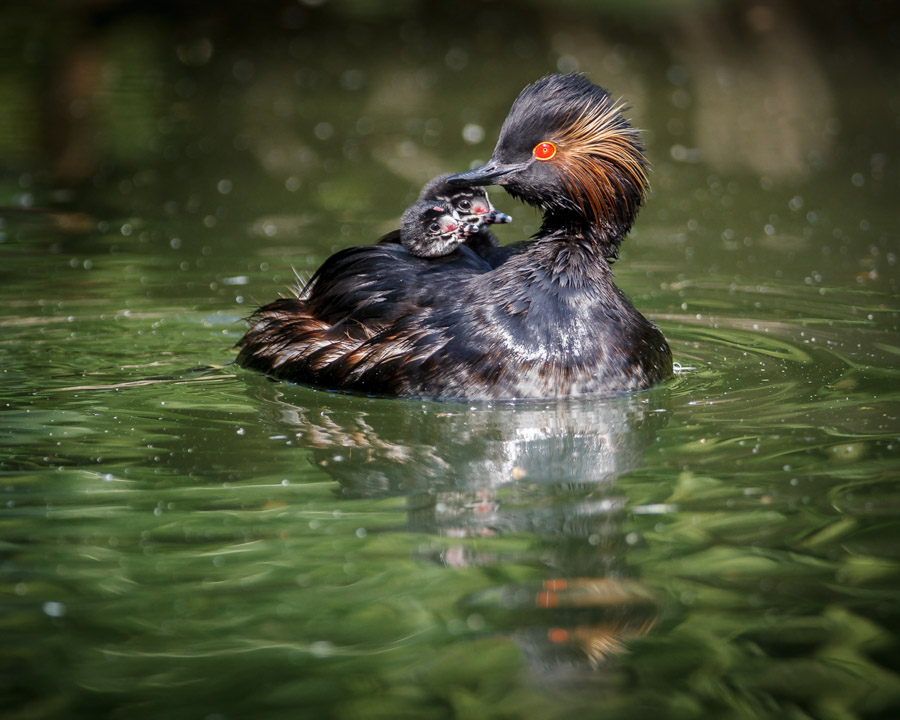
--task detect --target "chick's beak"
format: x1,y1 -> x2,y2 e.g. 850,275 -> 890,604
448,159 -> 528,186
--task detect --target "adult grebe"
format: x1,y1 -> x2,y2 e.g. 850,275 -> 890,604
236,73 -> 672,399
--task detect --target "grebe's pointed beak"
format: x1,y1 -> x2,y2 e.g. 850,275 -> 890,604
448,159 -> 528,186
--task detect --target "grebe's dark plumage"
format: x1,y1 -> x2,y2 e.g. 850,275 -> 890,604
236,73 -> 672,399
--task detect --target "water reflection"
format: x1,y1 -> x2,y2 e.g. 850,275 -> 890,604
249,385 -> 669,677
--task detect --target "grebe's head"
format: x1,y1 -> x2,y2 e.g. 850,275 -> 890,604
449,73 -> 648,239
400,201 -> 475,258
419,174 -> 512,229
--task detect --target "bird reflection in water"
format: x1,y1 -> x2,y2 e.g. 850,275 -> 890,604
257,388 -> 668,677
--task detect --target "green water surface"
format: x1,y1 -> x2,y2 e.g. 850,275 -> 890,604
2,2 -> 899,719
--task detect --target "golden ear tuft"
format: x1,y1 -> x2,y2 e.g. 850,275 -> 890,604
556,98 -> 649,227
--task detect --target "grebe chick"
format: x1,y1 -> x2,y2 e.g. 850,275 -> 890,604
417,174 -> 511,261
379,176 -> 511,260
399,201 -> 476,258
418,174 -> 512,228
236,73 -> 672,399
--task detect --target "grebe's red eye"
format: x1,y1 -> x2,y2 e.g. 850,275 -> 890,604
533,141 -> 557,161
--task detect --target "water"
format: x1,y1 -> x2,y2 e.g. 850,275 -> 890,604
2,3 -> 899,718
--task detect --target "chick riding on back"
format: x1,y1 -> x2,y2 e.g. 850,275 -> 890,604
236,73 -> 672,399
398,201 -> 476,258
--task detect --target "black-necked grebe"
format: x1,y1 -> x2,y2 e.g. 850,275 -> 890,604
236,73 -> 673,399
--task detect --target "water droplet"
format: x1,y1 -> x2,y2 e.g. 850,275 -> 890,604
461,123 -> 484,144
43,601 -> 67,618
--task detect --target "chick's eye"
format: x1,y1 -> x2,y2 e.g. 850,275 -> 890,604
533,141 -> 557,161
456,199 -> 471,211
428,222 -> 442,234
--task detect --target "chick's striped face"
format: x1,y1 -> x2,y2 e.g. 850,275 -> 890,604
424,206 -> 460,238
449,190 -> 491,223
400,201 -> 477,258
447,188 -> 513,227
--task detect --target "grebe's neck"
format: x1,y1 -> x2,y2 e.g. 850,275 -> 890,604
536,207 -> 623,261
505,223 -> 616,298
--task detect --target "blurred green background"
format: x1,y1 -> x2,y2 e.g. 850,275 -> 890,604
1,0 -> 897,213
